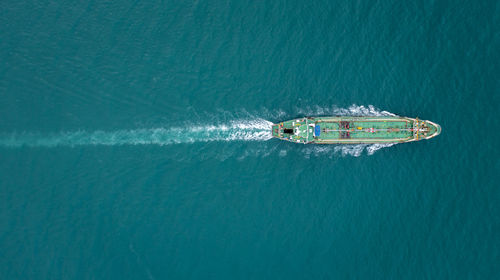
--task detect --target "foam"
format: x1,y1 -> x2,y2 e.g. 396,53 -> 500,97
0,119 -> 273,148
296,104 -> 397,117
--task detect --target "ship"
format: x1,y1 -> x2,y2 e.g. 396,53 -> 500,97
272,116 -> 441,144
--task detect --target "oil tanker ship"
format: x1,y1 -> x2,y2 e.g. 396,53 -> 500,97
272,116 -> 440,144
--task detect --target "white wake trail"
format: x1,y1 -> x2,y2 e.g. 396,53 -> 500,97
0,119 -> 274,148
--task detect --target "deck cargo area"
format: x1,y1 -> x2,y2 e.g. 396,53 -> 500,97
272,116 -> 440,144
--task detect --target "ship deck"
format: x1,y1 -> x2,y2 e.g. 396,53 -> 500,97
272,116 -> 422,144
313,117 -> 413,143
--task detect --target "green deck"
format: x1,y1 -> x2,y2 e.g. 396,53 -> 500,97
272,116 -> 440,144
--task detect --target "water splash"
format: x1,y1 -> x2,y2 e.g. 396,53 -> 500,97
295,104 -> 396,117
297,143 -> 395,158
0,119 -> 273,148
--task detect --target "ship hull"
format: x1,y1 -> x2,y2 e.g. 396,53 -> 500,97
272,116 -> 440,144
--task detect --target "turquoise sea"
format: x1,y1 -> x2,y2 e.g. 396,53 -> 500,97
1,1 -> 499,279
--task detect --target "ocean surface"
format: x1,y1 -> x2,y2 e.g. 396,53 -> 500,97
0,1 -> 499,279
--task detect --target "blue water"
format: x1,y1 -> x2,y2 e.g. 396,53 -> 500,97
1,1 -> 499,279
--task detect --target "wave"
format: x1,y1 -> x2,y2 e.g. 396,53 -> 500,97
0,119 -> 273,148
295,104 -> 396,118
199,104 -> 396,124
296,143 -> 395,158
